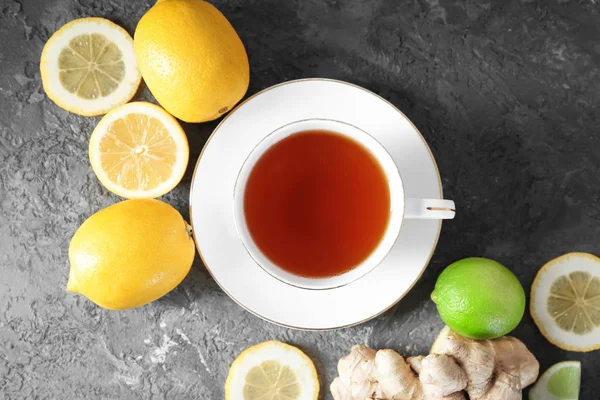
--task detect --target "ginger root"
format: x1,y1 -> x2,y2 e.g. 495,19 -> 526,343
331,327 -> 538,400
330,346 -> 424,399
430,326 -> 539,400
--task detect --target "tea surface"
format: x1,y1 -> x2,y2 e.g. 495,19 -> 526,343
244,130 -> 391,278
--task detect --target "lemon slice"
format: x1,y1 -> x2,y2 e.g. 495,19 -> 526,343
531,252 -> 600,352
225,341 -> 319,400
529,361 -> 581,400
41,17 -> 141,116
89,102 -> 189,199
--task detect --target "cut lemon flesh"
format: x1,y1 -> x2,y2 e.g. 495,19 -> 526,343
529,361 -> 581,400
41,17 -> 141,116
89,102 -> 188,199
244,360 -> 302,399
531,252 -> 600,352
225,341 -> 319,400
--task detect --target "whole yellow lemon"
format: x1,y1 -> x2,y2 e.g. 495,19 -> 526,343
134,0 -> 250,122
68,199 -> 195,309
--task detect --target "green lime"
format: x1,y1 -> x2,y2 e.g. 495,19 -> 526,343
529,361 -> 581,400
431,257 -> 526,339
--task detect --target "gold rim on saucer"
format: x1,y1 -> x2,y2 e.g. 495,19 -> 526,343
188,78 -> 443,331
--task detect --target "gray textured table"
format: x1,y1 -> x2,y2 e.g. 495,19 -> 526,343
1,0 -> 599,398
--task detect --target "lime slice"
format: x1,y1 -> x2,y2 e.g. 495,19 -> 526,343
531,252 -> 600,351
529,361 -> 581,400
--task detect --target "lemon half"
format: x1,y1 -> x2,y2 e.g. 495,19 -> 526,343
225,341 -> 319,400
41,17 -> 141,116
89,102 -> 189,199
531,252 -> 600,352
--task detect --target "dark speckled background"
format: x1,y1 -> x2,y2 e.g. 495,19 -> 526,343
1,0 -> 599,398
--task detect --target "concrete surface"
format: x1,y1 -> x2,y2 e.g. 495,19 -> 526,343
1,0 -> 600,398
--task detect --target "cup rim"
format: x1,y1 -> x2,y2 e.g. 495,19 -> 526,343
233,118 -> 406,290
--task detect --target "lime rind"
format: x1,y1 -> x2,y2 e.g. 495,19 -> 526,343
432,257 -> 525,339
529,361 -> 581,400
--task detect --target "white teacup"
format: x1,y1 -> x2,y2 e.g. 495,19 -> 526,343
234,119 -> 455,290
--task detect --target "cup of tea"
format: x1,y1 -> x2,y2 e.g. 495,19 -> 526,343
233,118 -> 455,290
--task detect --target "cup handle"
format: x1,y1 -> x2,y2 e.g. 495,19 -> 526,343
405,198 -> 456,220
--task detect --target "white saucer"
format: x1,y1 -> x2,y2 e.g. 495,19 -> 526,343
189,79 -> 443,330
